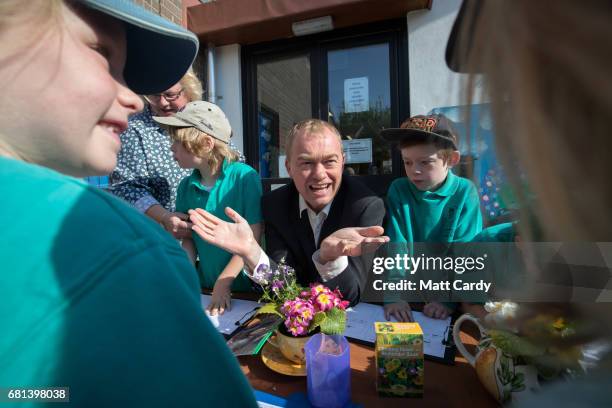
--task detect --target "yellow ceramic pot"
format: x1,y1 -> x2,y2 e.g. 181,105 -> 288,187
268,328 -> 315,364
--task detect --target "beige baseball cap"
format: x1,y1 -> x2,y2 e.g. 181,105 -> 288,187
153,101 -> 232,144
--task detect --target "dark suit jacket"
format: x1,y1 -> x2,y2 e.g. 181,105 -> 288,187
262,176 -> 385,305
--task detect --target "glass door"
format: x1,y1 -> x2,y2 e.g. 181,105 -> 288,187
326,43 -> 393,177
256,53 -> 312,180
243,20 -> 408,195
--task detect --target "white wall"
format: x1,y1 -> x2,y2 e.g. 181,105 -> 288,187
214,44 -> 245,152
406,0 -> 484,115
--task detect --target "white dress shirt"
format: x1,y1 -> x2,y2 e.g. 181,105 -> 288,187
249,194 -> 348,282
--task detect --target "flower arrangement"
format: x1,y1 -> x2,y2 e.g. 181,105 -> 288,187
482,301 -> 583,380
251,259 -> 349,337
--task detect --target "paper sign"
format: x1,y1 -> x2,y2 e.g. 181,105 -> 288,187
343,138 -> 372,164
344,77 -> 369,113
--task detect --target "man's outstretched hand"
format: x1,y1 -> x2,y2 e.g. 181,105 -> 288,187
319,226 -> 389,263
189,207 -> 255,258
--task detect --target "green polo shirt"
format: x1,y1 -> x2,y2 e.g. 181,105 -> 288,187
384,172 -> 483,305
0,157 -> 257,407
385,171 -> 483,244
176,159 -> 262,291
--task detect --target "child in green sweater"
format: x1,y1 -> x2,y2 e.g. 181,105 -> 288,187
381,114 -> 483,321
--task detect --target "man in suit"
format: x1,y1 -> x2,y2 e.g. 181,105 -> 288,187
188,119 -> 386,306
261,119 -> 385,305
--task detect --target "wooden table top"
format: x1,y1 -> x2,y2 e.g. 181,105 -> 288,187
238,331 -> 498,407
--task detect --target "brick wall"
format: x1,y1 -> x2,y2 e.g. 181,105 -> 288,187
131,0 -> 184,25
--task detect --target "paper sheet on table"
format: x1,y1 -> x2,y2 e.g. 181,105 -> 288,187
345,303 -> 451,359
201,294 -> 260,335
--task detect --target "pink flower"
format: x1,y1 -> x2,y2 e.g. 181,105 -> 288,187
298,305 -> 314,321
288,324 -> 306,336
315,292 -> 334,312
310,284 -> 328,299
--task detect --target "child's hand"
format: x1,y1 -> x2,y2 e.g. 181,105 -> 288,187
384,301 -> 413,322
161,211 -> 192,239
423,302 -> 452,320
207,282 -> 232,316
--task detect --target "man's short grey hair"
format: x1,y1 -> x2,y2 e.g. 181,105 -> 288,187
286,119 -> 342,160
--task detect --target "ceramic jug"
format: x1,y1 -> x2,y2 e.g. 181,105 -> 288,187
453,314 -> 539,403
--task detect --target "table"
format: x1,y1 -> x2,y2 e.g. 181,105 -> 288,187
238,330 -> 497,407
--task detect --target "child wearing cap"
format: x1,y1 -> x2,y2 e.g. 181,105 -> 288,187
381,114 -> 483,321
0,1 -> 256,406
154,101 -> 263,315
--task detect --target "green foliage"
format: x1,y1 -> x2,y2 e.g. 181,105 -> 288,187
256,302 -> 283,318
319,307 -> 347,335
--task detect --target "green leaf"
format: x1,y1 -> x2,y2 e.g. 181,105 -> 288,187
489,329 -> 545,358
256,302 -> 283,318
319,308 -> 347,335
511,372 -> 525,391
310,311 -> 327,331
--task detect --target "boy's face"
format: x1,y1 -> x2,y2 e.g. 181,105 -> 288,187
400,144 -> 458,191
0,4 -> 143,177
171,140 -> 202,169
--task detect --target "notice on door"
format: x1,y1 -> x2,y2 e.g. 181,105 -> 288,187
344,77 -> 369,113
343,138 -> 372,164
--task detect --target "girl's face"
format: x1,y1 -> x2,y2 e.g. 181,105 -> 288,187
0,3 -> 143,177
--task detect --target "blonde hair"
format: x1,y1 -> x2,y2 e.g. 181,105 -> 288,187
463,0 -> 612,242
461,0 -> 612,340
0,0 -> 62,31
286,119 -> 342,160
168,126 -> 238,175
179,67 -> 203,102
0,0 -> 64,159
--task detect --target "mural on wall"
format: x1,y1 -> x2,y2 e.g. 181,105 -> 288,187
429,104 -> 518,224
258,104 -> 279,178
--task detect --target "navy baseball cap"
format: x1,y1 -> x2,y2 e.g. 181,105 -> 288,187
80,0 -> 199,94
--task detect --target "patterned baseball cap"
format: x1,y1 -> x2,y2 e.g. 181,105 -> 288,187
380,114 -> 458,149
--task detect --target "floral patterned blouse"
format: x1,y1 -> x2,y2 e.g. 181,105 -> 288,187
108,105 -> 244,213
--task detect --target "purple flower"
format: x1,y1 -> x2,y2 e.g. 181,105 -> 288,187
271,280 -> 284,293
252,264 -> 272,285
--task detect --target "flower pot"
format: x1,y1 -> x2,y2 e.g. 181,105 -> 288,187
267,325 -> 318,364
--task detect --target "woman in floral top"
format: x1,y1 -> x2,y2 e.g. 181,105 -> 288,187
108,69 -> 244,238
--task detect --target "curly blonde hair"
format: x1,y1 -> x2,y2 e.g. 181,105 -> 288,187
168,127 -> 238,175
179,67 -> 203,102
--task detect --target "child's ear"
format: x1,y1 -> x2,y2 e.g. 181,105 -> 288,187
204,136 -> 215,152
448,151 -> 461,167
